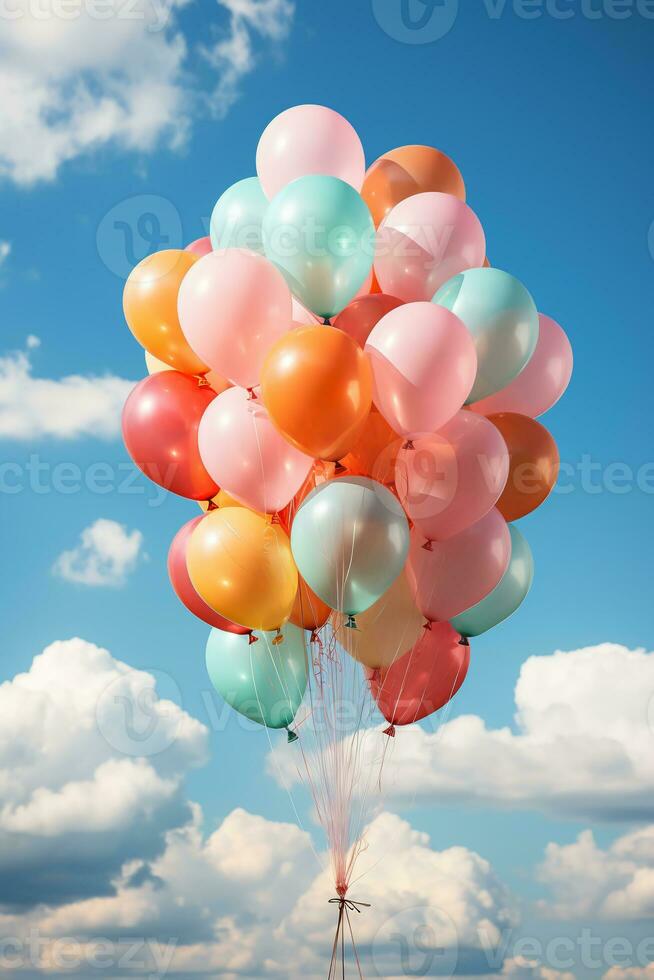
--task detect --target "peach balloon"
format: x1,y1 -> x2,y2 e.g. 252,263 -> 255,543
290,576 -> 331,632
187,507 -> 297,631
487,413 -> 560,522
261,326 -> 373,461
344,571 -> 425,670
123,250 -> 208,375
362,144 -> 465,227
374,192 -> 485,303
333,293 -> 403,348
339,409 -> 400,484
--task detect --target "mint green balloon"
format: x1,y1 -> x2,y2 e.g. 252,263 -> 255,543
451,525 -> 534,638
205,625 -> 307,732
262,175 -> 374,319
433,267 -> 539,403
210,177 -> 268,254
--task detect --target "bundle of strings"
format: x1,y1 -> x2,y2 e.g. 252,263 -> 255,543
327,894 -> 370,980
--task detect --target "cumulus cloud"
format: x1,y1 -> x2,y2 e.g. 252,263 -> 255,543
53,519 -> 144,587
343,643 -> 654,824
0,637 -> 207,909
0,241 -> 10,265
0,346 -> 134,439
0,0 -> 295,185
538,823 -> 654,921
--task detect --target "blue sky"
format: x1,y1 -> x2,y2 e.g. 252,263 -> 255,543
1,1 -> 653,977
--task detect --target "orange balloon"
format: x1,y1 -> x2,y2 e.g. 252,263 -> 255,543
340,410 -> 401,484
290,576 -> 331,631
124,250 -> 208,375
361,145 -> 466,228
187,508 -> 297,631
339,572 -> 425,670
488,412 -> 560,522
260,326 -> 373,461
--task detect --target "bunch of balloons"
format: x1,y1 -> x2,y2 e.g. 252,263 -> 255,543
121,103 -> 572,744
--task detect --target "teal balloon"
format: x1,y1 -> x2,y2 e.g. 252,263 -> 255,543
205,625 -> 307,731
210,177 -> 268,255
262,175 -> 374,318
451,525 -> 534,638
291,475 -> 410,617
433,267 -> 539,403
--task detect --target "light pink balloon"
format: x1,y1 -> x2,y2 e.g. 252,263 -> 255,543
374,192 -> 486,302
292,296 -> 322,325
469,313 -> 573,418
185,237 -> 212,257
178,249 -> 292,389
395,411 -> 509,541
365,302 -> 477,438
198,386 -> 314,514
167,517 -> 249,634
406,508 -> 511,622
256,104 -> 366,199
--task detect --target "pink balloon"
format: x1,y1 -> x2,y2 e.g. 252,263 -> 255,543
395,411 -> 509,542
406,509 -> 511,622
469,313 -> 573,418
365,302 -> 477,438
369,622 -> 469,729
198,387 -> 314,514
185,237 -> 212,257
256,104 -> 366,200
292,296 -> 322,325
374,192 -> 486,302
168,517 -> 249,633
178,249 -> 292,389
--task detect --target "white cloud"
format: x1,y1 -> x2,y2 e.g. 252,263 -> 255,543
605,968 -> 654,979
0,241 -> 10,264
539,824 -> 654,921
0,0 -> 294,185
54,518 -> 144,587
0,347 -> 134,439
344,643 -> 654,823
0,637 -> 207,909
501,958 -> 575,980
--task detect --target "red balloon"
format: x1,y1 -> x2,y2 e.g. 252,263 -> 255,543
369,621 -> 469,731
122,372 -> 219,500
333,293 -> 403,348
167,517 -> 249,634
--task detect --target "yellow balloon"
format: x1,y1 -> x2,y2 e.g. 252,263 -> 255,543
342,571 -> 425,669
187,508 -> 298,631
124,250 -> 208,375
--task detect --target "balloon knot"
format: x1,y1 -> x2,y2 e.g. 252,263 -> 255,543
206,499 -> 219,511
246,386 -> 257,400
272,629 -> 284,646
196,375 -> 210,387
271,512 -> 281,525
422,539 -> 434,551
382,724 -> 396,738
345,614 -> 358,630
286,728 -> 299,744
403,439 -> 415,450
422,620 -> 432,631
248,633 -> 258,645
458,635 -> 470,647
310,629 -> 320,643
333,461 -> 347,476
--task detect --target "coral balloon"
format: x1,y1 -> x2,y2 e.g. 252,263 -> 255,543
365,302 -> 477,439
261,326 -> 373,460
333,293 -> 403,348
290,576 -> 332,631
177,248 -> 292,388
369,622 -> 469,730
452,524 -> 534,638
487,413 -> 560,521
346,571 -> 425,670
469,314 -> 573,418
395,411 -> 509,541
339,410 -> 400,484
256,104 -> 365,200
434,267 -> 539,403
185,237 -> 212,257
168,517 -> 249,634
187,508 -> 298,632
198,387 -> 314,514
122,372 -> 219,500
291,476 -> 410,617
374,192 -> 485,303
407,508 -> 511,622
362,144 -> 465,227
123,250 -> 207,375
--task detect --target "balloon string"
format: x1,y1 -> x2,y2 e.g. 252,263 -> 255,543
327,897 -> 369,980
